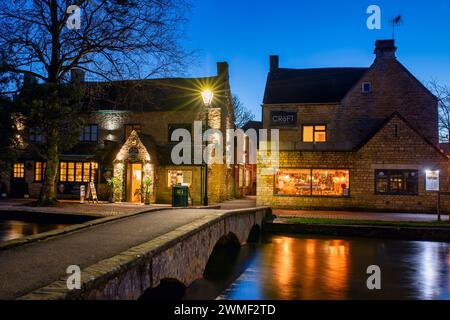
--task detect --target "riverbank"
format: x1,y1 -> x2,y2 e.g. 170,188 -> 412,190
266,218 -> 450,242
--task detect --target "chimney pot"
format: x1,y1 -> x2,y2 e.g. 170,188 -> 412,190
270,55 -> 279,72
374,39 -> 397,59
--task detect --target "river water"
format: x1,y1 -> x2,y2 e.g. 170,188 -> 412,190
2,219 -> 449,300
0,219 -> 69,242
185,234 -> 450,300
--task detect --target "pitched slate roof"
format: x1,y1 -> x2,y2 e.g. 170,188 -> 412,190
83,76 -> 229,112
263,67 -> 368,104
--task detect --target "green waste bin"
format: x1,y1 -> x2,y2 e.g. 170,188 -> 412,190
172,185 -> 189,207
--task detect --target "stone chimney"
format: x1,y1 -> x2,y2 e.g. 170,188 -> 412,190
374,39 -> 397,60
217,62 -> 229,80
270,55 -> 279,72
71,68 -> 85,83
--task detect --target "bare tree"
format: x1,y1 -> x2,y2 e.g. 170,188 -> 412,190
232,95 -> 255,128
428,80 -> 450,143
0,0 -> 190,204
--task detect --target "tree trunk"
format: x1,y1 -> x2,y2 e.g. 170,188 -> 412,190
38,130 -> 59,205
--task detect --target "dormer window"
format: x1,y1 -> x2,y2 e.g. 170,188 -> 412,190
362,82 -> 372,93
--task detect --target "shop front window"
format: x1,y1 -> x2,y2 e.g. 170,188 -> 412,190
275,169 -> 349,197
311,170 -> 349,196
59,161 -> 98,183
167,170 -> 192,187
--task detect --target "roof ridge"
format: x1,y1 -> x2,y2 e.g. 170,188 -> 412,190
274,67 -> 369,72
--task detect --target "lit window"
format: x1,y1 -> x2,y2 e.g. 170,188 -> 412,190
13,163 -> 25,178
59,161 -> 98,183
303,126 -> 314,142
275,169 -> 349,197
75,162 -> 83,182
90,162 -> 98,182
60,162 -> 67,182
80,125 -> 98,142
311,170 -> 349,196
275,169 -> 311,196
302,125 -> 327,143
67,162 -> 75,182
167,170 -> 192,187
362,82 -> 372,93
375,170 -> 418,195
34,161 -> 47,182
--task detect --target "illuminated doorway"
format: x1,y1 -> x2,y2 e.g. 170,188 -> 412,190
126,163 -> 142,203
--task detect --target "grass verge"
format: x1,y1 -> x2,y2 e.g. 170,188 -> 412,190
283,217 -> 450,228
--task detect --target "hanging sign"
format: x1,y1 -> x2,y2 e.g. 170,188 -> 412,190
425,170 -> 439,191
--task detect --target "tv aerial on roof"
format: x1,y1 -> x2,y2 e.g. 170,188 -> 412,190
389,15 -> 403,40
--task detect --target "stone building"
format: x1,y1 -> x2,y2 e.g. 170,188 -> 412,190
5,62 -> 239,205
257,40 -> 449,213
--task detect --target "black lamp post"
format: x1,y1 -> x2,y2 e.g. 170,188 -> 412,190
201,89 -> 213,206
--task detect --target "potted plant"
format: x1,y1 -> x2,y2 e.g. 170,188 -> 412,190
106,177 -> 119,203
142,177 -> 153,205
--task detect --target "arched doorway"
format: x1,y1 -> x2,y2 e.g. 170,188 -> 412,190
113,130 -> 155,203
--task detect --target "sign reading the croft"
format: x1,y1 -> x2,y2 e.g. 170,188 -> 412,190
425,170 -> 439,191
270,111 -> 297,126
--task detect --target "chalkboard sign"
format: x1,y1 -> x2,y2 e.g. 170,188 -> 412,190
87,182 -> 99,204
270,111 -> 297,127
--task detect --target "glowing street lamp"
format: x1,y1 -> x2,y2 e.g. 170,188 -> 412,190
201,89 -> 214,107
201,89 -> 213,206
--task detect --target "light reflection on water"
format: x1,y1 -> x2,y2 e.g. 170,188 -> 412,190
216,235 -> 450,300
0,220 -> 68,242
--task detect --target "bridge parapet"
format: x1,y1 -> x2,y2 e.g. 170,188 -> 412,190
19,207 -> 271,300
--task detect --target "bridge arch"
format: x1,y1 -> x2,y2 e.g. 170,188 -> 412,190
138,278 -> 186,300
247,224 -> 261,243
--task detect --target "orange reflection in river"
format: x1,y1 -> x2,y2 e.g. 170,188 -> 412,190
268,236 -> 350,299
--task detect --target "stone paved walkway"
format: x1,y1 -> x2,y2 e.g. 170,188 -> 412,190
0,197 -> 257,218
274,209 -> 449,222
0,199 -> 170,217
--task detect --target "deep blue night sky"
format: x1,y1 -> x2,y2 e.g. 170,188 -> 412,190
183,0 -> 450,120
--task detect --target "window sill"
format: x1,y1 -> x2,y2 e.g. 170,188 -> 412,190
273,194 -> 350,198
375,193 -> 418,196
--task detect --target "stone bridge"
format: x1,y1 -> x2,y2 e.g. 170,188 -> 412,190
19,207 -> 270,300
